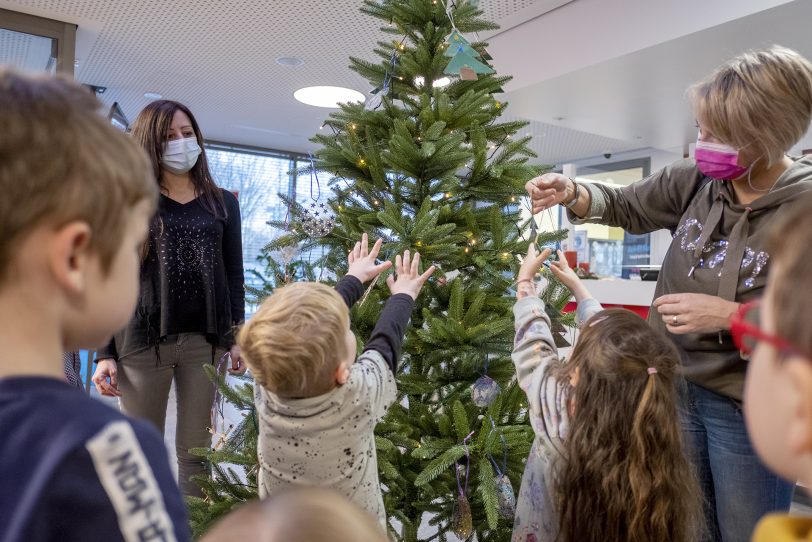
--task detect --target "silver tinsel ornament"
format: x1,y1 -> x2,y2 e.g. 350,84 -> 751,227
471,375 -> 500,407
301,201 -> 335,238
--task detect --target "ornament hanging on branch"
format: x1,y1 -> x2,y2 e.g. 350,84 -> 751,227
472,375 -> 499,407
442,24 -> 494,81
472,356 -> 500,407
300,154 -> 335,238
488,417 -> 516,519
301,201 -> 335,238
366,45 -> 400,111
452,431 -> 475,540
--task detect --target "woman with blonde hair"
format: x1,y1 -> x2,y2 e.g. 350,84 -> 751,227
526,45 -> 812,540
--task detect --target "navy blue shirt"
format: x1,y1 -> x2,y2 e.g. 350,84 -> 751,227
0,377 -> 190,542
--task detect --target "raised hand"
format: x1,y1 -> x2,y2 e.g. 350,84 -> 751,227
386,250 -> 436,300
518,244 -> 552,283
346,232 -> 393,283
524,173 -> 573,214
549,249 -> 591,302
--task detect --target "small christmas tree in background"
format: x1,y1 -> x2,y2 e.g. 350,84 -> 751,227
189,1 -> 574,540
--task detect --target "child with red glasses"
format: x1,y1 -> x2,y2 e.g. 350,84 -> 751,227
739,195 -> 812,541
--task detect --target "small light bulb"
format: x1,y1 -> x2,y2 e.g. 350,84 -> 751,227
350,123 -> 356,130
464,247 -> 470,253
510,196 -> 516,202
373,199 -> 380,205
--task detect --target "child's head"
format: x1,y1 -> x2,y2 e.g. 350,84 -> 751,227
555,309 -> 702,542
0,68 -> 157,350
199,487 -> 388,542
238,282 -> 356,397
743,194 -> 812,487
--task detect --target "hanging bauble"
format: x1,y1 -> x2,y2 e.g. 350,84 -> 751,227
494,473 -> 516,519
471,375 -> 500,407
271,243 -> 300,266
301,200 -> 335,238
452,493 -> 473,540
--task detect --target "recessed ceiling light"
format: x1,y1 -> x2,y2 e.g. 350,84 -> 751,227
276,56 -> 304,67
144,92 -> 162,100
294,86 -> 365,108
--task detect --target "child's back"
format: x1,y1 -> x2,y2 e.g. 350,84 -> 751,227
511,247 -> 702,542
239,242 -> 433,527
0,378 -> 184,541
0,68 -> 188,541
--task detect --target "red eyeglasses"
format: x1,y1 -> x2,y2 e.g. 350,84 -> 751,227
730,300 -> 802,358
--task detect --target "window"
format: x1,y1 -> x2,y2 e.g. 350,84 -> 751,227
0,8 -> 76,76
205,142 -> 303,315
571,158 -> 651,278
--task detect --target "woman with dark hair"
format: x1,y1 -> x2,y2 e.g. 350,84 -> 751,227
91,100 -> 245,497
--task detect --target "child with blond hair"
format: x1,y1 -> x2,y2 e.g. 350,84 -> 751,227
200,487 -> 388,542
238,234 -> 434,527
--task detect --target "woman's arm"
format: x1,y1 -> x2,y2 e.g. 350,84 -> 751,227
526,159 -> 707,234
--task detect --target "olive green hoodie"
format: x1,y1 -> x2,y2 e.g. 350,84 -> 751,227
568,156 -> 812,399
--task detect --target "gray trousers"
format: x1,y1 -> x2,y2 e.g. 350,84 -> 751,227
117,333 -> 225,497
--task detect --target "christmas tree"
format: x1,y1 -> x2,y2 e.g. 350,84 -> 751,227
189,1 -> 573,540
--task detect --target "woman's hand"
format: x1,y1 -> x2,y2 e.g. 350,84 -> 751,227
91,359 -> 121,397
227,345 -> 246,375
347,233 -> 393,283
653,293 -> 740,335
525,173 -> 574,214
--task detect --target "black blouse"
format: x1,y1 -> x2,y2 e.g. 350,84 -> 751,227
97,189 -> 244,360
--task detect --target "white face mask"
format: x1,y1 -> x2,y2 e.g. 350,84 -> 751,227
161,136 -> 201,174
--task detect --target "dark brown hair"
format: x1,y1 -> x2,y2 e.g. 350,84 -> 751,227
0,68 -> 156,286
553,309 -> 703,542
129,100 -> 225,218
766,192 -> 812,358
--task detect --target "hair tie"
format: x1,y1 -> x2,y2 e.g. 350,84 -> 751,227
647,367 -> 658,375
589,315 -> 608,327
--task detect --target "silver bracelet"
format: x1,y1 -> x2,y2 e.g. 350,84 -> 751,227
563,180 -> 580,208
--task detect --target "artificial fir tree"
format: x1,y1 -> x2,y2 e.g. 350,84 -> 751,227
189,1 -> 574,540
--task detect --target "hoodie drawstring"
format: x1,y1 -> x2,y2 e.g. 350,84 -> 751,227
717,207 -> 752,301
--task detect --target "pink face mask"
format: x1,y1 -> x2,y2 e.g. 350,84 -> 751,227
694,138 -> 749,180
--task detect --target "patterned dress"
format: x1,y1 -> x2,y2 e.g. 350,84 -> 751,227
511,296 -> 602,542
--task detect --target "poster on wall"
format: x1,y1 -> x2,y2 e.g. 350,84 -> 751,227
621,232 -> 651,279
573,230 -> 588,266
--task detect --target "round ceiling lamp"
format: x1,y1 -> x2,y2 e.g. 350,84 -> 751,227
294,86 -> 366,108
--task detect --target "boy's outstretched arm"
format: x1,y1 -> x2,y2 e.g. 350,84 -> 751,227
335,233 -> 392,307
363,250 -> 435,373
